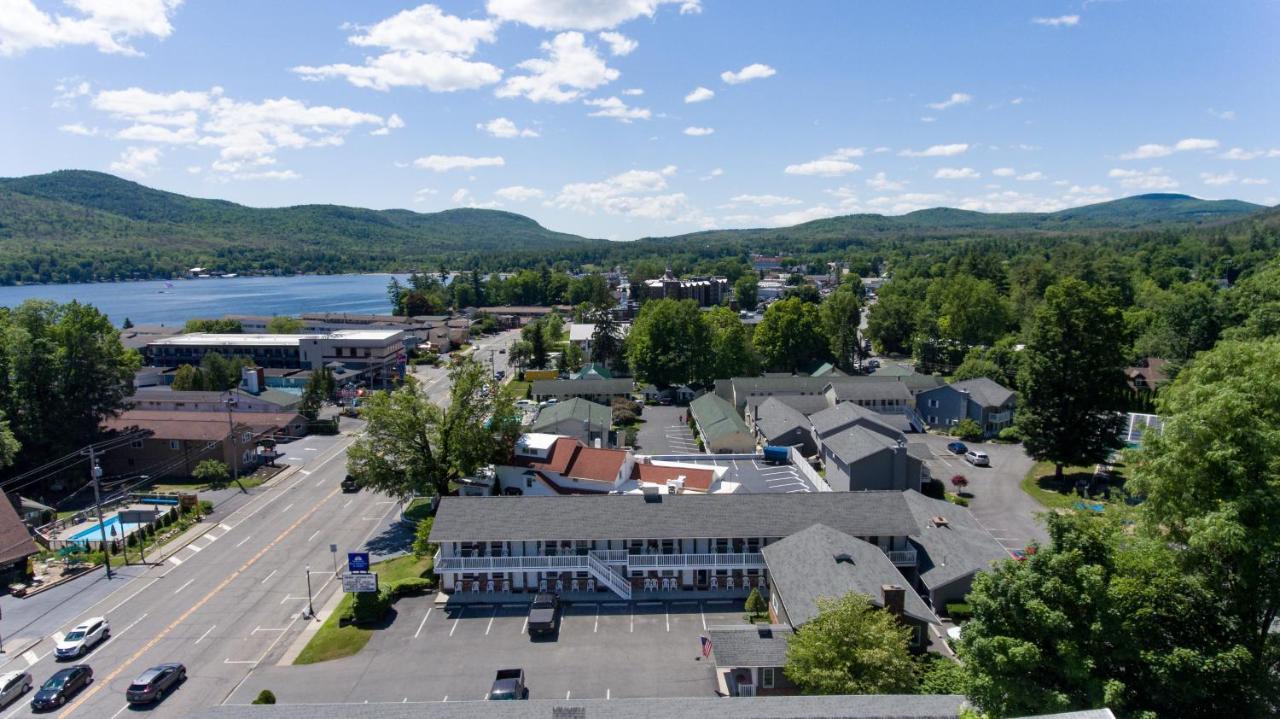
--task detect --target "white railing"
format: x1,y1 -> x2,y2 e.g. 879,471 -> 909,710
433,550 -> 766,573
886,549 -> 917,566
587,552 -> 631,599
591,549 -> 628,563
433,551 -> 589,572
627,552 -> 765,570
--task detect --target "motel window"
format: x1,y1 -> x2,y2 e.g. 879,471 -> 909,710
927,399 -> 939,408
130,440 -> 144,449
169,440 -> 180,450
761,668 -> 775,689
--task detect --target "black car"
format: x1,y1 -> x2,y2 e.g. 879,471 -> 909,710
341,475 -> 359,493
126,663 -> 186,704
527,593 -> 560,638
31,666 -> 91,711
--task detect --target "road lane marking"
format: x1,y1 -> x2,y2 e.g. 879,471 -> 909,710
108,705 -> 128,719
22,650 -> 39,666
234,534 -> 252,548
108,578 -> 158,613
218,523 -> 234,532
300,469 -> 312,475
414,609 -> 433,639
342,499 -> 353,509
187,543 -> 202,553
167,555 -> 183,566
195,625 -> 215,644
260,570 -> 278,584
280,503 -> 294,513
173,579 -> 194,594
307,530 -> 320,542
58,486 -> 345,718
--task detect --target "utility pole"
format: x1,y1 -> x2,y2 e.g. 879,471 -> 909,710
305,565 -> 315,619
225,393 -> 242,492
87,445 -> 112,580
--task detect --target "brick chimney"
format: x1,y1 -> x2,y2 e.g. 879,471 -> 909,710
881,584 -> 905,617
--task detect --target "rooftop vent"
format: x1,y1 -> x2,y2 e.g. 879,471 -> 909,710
833,553 -> 855,565
932,516 -> 949,528
756,626 -> 773,639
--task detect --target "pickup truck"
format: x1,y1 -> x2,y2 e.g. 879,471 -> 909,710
527,593 -> 560,637
488,669 -> 528,700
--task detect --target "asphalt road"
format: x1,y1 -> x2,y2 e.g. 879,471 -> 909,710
409,329 -> 519,406
0,433 -> 403,719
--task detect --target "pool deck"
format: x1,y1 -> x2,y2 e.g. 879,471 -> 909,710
56,503 -> 165,541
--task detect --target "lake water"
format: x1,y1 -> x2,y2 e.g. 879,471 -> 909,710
0,274 -> 411,326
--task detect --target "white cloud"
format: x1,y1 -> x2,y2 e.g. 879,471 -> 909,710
684,86 -> 714,103
1017,171 -> 1045,181
387,113 -> 405,128
866,172 -> 906,191
451,188 -> 471,203
1010,97 -> 1024,105
767,205 -> 840,226
784,147 -> 862,176
551,165 -> 701,223
232,169 -> 299,181
414,154 -> 505,172
920,116 -> 936,123
927,92 -> 972,110
486,0 -> 695,31
1242,177 -> 1270,185
109,146 -> 161,177
1208,108 -> 1236,120
1220,147 -> 1264,160
1032,15 -> 1079,27
584,96 -> 650,122
292,4 -> 501,92
598,31 -> 636,56
700,168 -> 723,181
115,123 -> 198,143
477,117 -> 539,138
0,0 -> 182,57
720,63 -> 775,85
934,167 -> 980,180
1109,167 -> 1178,190
622,87 -> 644,96
1121,137 -> 1219,159
93,86 -> 215,118
864,192 -> 948,214
992,167 -> 1016,177
899,143 -> 968,157
683,126 -> 714,136
729,194 -> 801,207
58,122 -> 98,136
497,32 -> 618,103
1201,172 -> 1237,186
412,187 -> 439,203
494,185 -> 544,201
52,78 -> 91,108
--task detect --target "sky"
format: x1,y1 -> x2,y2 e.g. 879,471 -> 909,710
2,1 -> 1278,240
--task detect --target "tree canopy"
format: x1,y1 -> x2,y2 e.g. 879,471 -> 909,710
625,298 -> 710,388
753,297 -> 829,372
784,592 -> 918,695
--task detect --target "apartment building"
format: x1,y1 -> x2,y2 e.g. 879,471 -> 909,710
145,329 -> 405,384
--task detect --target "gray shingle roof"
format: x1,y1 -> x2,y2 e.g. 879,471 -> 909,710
531,379 -> 633,397
690,393 -> 752,444
903,490 -> 1011,590
950,378 -> 1015,408
731,376 -> 832,395
822,426 -> 901,466
529,397 -> 611,432
746,393 -> 831,418
808,402 -> 902,440
430,492 -> 919,543
190,695 -> 970,719
828,380 -> 914,403
709,625 -> 792,668
761,523 -> 938,626
753,397 -> 810,441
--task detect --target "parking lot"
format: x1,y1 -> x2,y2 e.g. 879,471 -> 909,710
232,597 -> 745,704
635,405 -> 701,455
675,456 -> 818,493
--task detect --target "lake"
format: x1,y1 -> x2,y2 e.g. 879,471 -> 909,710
0,274 -> 412,326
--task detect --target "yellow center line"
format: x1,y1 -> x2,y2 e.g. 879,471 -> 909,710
58,486 -> 343,718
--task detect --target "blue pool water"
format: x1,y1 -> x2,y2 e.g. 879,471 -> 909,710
69,515 -> 146,542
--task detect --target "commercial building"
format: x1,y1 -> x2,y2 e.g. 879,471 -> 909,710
144,329 -> 405,385
129,386 -> 301,413
98,409 -> 306,480
528,398 -> 615,448
530,378 -> 632,404
630,269 -> 729,307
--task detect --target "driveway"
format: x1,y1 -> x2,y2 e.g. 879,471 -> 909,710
634,405 -> 701,455
914,434 -> 1048,552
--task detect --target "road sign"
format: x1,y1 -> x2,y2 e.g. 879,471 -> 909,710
329,544 -> 338,553
347,552 -> 370,573
342,572 -> 378,593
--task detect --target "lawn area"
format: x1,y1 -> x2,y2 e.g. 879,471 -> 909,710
150,465 -> 280,493
506,380 -> 531,399
1021,460 -> 1121,510
403,496 -> 436,523
294,553 -> 433,665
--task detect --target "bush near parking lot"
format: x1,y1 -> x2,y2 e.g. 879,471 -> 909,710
347,588 -> 393,625
950,418 -> 983,442
253,690 -> 276,705
996,426 -> 1022,443
389,577 -> 433,598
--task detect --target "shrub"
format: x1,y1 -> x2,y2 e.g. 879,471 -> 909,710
389,578 -> 433,598
745,588 -> 768,619
948,494 -> 970,507
921,478 -> 946,500
944,602 -> 973,622
997,426 -> 1022,443
411,516 -> 436,558
252,690 -> 277,705
951,418 -> 984,442
624,426 -> 638,447
613,408 -> 637,425
950,475 -> 969,493
198,500 -> 214,516
349,587 -> 393,625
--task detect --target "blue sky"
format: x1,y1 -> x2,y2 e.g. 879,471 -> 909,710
2,1 -> 1278,239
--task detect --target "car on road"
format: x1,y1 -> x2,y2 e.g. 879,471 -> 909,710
527,593 -> 560,638
55,617 -> 109,659
488,669 -> 528,700
341,475 -> 359,493
0,672 -> 32,708
126,663 -> 186,704
964,449 -> 990,467
31,666 -> 92,711
946,441 -> 968,454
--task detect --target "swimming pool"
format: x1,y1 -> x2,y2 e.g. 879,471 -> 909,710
68,515 -> 147,543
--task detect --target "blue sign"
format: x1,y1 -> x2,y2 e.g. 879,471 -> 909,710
347,552 -> 370,573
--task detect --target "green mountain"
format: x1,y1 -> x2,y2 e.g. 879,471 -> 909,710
0,170 -> 600,284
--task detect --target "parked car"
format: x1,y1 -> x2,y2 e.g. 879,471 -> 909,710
31,666 -> 92,711
527,593 -> 560,638
488,669 -> 528,700
126,663 -> 186,704
964,450 -> 990,467
55,618 -> 109,660
946,441 -> 968,454
341,475 -> 359,493
0,672 -> 32,708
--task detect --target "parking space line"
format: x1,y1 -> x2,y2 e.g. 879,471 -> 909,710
280,503 -> 294,513
450,613 -> 462,637
566,691 -> 571,700
520,616 -> 528,635
307,530 -> 320,542
261,569 -> 278,584
700,602 -> 706,630
485,606 -> 498,635
415,609 -> 433,639
195,625 -> 215,644
279,594 -> 292,604
594,603 -> 600,633
666,606 -> 670,632
342,499 -> 353,509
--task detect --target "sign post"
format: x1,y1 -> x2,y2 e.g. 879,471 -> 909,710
343,551 -> 377,593
330,544 -> 338,576
347,552 -> 370,573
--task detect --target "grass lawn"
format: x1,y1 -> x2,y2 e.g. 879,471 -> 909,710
506,380 -> 531,399
403,497 -> 436,523
1021,460 -> 1122,510
294,553 -> 433,665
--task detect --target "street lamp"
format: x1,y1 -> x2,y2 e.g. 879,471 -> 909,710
305,565 -> 315,619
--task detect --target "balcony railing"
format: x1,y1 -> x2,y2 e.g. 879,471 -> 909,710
886,549 -> 918,566
433,550 -> 765,573
623,552 -> 765,570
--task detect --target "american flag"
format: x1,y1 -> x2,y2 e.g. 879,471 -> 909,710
700,635 -> 713,658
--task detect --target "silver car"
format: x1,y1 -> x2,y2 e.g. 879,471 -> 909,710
0,671 -> 32,707
964,450 -> 990,467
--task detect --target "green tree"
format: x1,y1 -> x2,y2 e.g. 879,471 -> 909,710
625,299 -> 709,388
199,352 -> 254,391
183,318 -> 242,333
951,358 -> 1005,384
930,275 -> 1011,348
121,317 -> 134,329
753,297 -> 829,372
346,361 -> 518,500
783,283 -> 821,304
299,368 -> 331,419
820,284 -> 862,372
703,306 -> 759,381
784,592 -> 918,695
0,411 -> 19,469
265,315 -> 304,333
1017,279 -> 1127,481
412,516 -> 436,558
558,343 -> 585,373
866,291 -> 919,355
522,319 -> 549,369
734,274 -> 759,309
588,304 -> 625,371
170,364 -> 203,391
744,587 -> 767,620
387,276 -> 405,314
192,459 -> 230,488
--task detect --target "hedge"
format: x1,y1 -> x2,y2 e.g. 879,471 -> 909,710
945,602 -> 973,622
